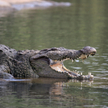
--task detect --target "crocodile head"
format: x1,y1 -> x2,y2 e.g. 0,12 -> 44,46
30,46 -> 96,80
79,46 -> 96,60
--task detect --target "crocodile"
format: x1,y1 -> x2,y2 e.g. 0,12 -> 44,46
0,44 -> 96,80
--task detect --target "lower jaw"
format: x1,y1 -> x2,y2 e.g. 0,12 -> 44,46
50,63 -> 94,80
50,62 -> 72,73
50,63 -> 81,78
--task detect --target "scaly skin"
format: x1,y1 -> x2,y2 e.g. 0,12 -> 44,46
0,44 -> 96,80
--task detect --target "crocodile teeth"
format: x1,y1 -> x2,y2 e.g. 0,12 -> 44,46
88,72 -> 94,78
88,72 -> 91,75
72,59 -> 74,62
77,71 -> 79,74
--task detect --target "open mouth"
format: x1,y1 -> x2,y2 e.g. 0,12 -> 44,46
49,52 -> 95,79
49,59 -> 80,78
50,60 -> 70,73
50,53 -> 95,73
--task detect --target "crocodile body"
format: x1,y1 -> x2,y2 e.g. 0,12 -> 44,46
0,44 -> 96,80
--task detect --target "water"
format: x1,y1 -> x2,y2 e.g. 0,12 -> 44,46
0,0 -> 108,107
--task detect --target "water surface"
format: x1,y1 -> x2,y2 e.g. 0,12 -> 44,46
0,0 -> 108,107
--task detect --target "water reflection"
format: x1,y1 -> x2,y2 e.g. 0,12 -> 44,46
0,78 -> 108,108
0,78 -> 95,108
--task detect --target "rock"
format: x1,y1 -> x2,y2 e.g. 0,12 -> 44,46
11,1 -> 71,10
0,0 -> 71,10
0,0 -> 71,17
0,0 -> 11,7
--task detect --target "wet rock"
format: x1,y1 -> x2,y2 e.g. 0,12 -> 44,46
0,72 -> 14,79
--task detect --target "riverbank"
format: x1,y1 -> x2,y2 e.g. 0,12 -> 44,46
0,0 -> 41,4
0,0 -> 71,17
0,0 -> 71,10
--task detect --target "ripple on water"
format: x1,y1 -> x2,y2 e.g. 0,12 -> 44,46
84,105 -> 107,108
70,66 -> 82,70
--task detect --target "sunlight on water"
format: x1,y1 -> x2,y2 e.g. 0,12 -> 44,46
4,78 -> 31,82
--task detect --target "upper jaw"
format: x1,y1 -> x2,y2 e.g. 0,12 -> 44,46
81,46 -> 97,55
79,46 -> 97,60
79,52 -> 96,60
